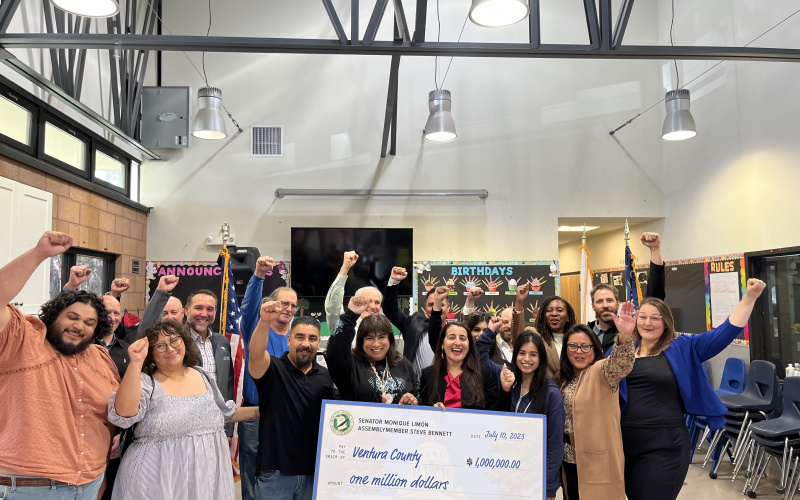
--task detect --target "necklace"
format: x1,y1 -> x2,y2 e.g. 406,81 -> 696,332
370,362 -> 394,404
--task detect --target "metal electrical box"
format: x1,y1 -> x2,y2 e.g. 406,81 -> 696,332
140,87 -> 191,149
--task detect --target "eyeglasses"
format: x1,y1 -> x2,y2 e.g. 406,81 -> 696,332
637,314 -> 663,323
153,336 -> 183,353
566,343 -> 594,353
280,301 -> 298,311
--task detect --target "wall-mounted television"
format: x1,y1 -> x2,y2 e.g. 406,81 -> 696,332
290,228 -> 413,298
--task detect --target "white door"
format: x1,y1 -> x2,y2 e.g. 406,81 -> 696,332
0,177 -> 15,270
13,184 -> 53,315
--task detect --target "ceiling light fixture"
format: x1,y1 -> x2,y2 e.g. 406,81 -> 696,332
192,86 -> 227,140
424,90 -> 457,142
661,89 -> 696,141
51,0 -> 119,18
469,0 -> 529,28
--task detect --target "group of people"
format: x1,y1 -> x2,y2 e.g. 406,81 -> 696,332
0,231 -> 765,500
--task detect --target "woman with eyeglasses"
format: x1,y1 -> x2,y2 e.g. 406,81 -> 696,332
555,302 -> 636,500
498,331 -> 564,500
326,296 -> 419,405
108,320 -> 259,499
422,287 -> 498,410
618,279 -> 766,500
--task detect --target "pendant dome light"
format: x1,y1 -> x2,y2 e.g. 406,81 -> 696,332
51,0 -> 119,18
469,0 -> 529,28
424,90 -> 457,142
192,87 -> 227,140
661,89 -> 697,141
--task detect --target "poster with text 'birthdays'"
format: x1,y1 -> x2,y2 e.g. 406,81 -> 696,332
413,261 -> 559,320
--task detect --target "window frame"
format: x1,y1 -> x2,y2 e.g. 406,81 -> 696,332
58,248 -> 118,296
39,112 -> 92,178
92,142 -> 130,195
0,83 -> 38,156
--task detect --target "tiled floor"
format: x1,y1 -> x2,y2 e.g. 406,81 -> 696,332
235,447 -> 796,499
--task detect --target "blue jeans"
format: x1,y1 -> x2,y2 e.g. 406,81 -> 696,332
255,470 -> 312,500
0,474 -> 104,500
238,417 -> 260,500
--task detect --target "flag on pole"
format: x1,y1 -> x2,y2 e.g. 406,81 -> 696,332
219,247 -> 246,479
579,243 -> 595,323
624,245 -> 644,309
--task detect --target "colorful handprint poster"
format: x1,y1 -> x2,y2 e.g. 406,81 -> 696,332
413,261 -> 559,318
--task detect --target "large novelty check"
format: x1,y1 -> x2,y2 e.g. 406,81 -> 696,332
313,400 -> 545,500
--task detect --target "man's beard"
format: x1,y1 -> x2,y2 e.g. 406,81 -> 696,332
46,325 -> 95,355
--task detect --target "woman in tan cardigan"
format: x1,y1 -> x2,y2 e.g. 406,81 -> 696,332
555,302 -> 636,500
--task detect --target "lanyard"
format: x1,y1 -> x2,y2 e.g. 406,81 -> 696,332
513,384 -> 533,413
370,363 -> 395,404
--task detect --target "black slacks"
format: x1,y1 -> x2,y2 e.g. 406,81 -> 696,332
622,425 -> 691,500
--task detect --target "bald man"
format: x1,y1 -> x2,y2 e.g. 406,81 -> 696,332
98,295 -> 131,378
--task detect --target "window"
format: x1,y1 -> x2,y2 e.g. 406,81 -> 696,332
93,147 -> 128,192
0,94 -> 33,146
51,249 -> 117,299
42,120 -> 88,173
0,85 -> 37,155
130,161 -> 140,202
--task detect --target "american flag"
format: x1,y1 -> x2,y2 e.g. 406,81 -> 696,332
220,252 -> 246,479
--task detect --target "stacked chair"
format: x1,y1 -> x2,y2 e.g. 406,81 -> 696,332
703,360 -> 781,481
689,357 -> 748,461
739,376 -> 800,498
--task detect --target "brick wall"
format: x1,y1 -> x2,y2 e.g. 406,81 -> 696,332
0,153 -> 148,316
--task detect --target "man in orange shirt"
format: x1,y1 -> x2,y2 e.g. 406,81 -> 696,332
0,231 -> 120,499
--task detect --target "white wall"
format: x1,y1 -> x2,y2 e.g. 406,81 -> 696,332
142,0 -> 667,263
655,0 -> 800,260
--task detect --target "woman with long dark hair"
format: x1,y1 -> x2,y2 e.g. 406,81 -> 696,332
421,286 -> 497,409
326,296 -> 418,405
619,280 -> 765,500
498,331 -> 564,500
555,303 -> 636,500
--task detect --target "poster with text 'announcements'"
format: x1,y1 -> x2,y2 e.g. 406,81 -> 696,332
314,401 -> 545,500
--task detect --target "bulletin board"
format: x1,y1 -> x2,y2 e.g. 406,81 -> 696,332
413,261 -> 560,318
145,260 -> 290,332
592,254 -> 747,341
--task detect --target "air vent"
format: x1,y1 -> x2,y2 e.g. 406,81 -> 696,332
251,126 -> 283,157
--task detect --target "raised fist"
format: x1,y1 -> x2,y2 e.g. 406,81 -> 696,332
341,251 -> 359,271
640,233 -> 661,249
259,300 -> 283,323
347,296 -> 370,315
35,231 -> 73,258
128,337 -> 149,363
745,279 -> 766,299
500,364 -> 516,392
255,256 -> 275,279
65,265 -> 92,290
488,315 -> 502,332
431,286 -> 449,304
111,278 -> 130,294
516,281 -> 530,301
467,287 -> 484,301
390,267 -> 408,281
157,275 -> 180,293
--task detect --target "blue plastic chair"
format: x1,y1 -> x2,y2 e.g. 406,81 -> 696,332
716,357 -> 747,396
741,377 -> 800,497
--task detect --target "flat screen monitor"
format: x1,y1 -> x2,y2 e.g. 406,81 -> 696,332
290,227 -> 413,297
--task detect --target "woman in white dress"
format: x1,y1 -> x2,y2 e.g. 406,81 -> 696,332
108,320 -> 258,499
